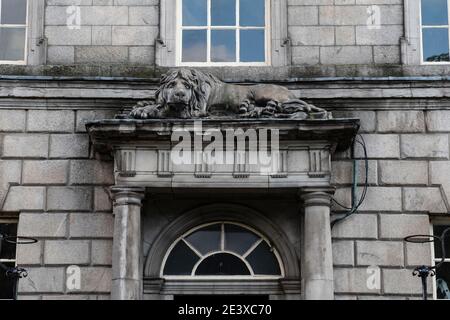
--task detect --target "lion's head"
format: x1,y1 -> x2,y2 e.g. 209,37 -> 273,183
155,69 -> 220,118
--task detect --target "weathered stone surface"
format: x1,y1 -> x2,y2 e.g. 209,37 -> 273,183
3,187 -> 45,211
355,134 -> 399,158
379,214 -> 430,239
374,45 -> 400,64
75,46 -> 128,63
0,110 -> 26,132
383,269 -> 430,295
23,160 -> 69,184
92,240 -> 113,265
357,187 -> 402,211
18,268 -> 65,293
335,26 -> 356,45
129,6 -> 159,25
379,160 -> 428,185
401,134 -> 449,158
331,160 -> 377,185
65,267 -> 111,293
0,160 -> 21,206
288,6 -> 318,26
49,134 -> 89,158
320,46 -> 373,64
332,110 -> 376,133
289,26 -> 335,46
355,25 -> 403,45
27,110 -> 75,132
430,161 -> 450,206
44,240 -> 90,265
92,26 -> 112,45
356,241 -> 404,266
292,46 -> 320,65
129,46 -> 155,64
112,26 -> 158,45
404,188 -> 447,213
76,110 -> 117,132
45,26 -> 92,46
405,242 -> 432,267
47,187 -> 93,211
69,160 -> 114,185
334,268 -> 380,294
18,213 -> 68,238
3,135 -> 49,158
94,187 -> 112,212
16,241 -> 42,265
69,213 -> 113,238
332,240 -> 354,266
377,111 -> 425,132
332,214 -> 378,239
426,111 -> 450,132
47,46 -> 75,64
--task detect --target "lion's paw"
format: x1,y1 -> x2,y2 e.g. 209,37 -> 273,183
129,104 -> 160,119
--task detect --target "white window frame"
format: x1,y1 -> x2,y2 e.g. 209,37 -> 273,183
0,0 -> 45,66
419,0 -> 450,65
0,0 -> 28,65
175,0 -> 271,67
403,0 -> 450,65
431,220 -> 450,300
160,221 -> 285,280
156,0 -> 289,67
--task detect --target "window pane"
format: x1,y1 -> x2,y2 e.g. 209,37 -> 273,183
0,223 -> 17,260
184,224 -> 221,255
434,225 -> 450,259
240,0 -> 265,27
0,27 -> 26,61
246,241 -> 281,275
436,263 -> 450,299
422,28 -> 450,62
211,30 -> 235,62
163,241 -> 200,275
195,253 -> 250,275
225,224 -> 259,255
421,0 -> 448,25
183,0 -> 207,26
211,0 -> 235,26
182,30 -> 207,62
1,0 -> 27,25
240,29 -> 265,62
0,262 -> 15,299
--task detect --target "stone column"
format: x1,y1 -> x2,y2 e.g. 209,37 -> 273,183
110,186 -> 145,300
301,188 -> 335,300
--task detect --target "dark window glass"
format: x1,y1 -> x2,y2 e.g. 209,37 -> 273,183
0,262 -> 15,299
225,224 -> 259,255
423,28 -> 450,62
185,224 -> 221,255
434,225 -> 450,259
0,27 -> 26,61
246,241 -> 281,275
183,0 -> 207,26
421,0 -> 448,25
182,30 -> 207,62
1,0 -> 27,25
196,253 -> 250,275
211,0 -> 235,26
240,29 -> 265,62
436,263 -> 450,299
0,223 -> 17,260
240,0 -> 265,27
211,30 -> 236,62
163,241 -> 199,275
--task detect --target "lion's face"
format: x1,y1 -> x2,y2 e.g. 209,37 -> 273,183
160,76 -> 193,112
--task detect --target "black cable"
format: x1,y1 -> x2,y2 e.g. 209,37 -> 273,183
331,134 -> 369,228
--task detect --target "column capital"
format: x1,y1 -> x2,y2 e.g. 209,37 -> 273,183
110,186 -> 145,207
300,187 -> 335,207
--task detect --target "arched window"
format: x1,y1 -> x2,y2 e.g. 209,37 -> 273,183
161,222 -> 283,278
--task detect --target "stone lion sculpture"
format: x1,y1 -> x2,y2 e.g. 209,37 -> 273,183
129,68 -> 329,119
